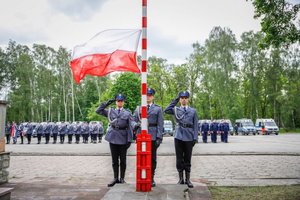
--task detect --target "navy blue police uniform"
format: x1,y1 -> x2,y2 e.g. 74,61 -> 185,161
201,121 -> 209,143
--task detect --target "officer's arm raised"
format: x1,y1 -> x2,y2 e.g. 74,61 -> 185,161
95,99 -> 114,117
164,95 -> 180,115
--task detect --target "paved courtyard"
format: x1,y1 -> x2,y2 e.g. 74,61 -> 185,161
3,134 -> 300,199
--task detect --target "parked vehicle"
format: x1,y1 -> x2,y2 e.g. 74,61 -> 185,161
235,119 -> 256,135
163,120 -> 173,136
255,118 -> 279,135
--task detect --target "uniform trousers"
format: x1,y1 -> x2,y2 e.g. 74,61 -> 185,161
174,138 -> 193,173
152,141 -> 158,175
109,143 -> 128,179
26,134 -> 32,144
45,133 -> 50,143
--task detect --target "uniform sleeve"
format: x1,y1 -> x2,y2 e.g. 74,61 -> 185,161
193,110 -> 199,141
164,97 -> 179,115
133,107 -> 140,123
157,107 -> 164,139
95,101 -> 110,117
127,113 -> 134,143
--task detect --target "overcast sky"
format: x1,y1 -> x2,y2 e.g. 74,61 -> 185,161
0,0 -> 264,64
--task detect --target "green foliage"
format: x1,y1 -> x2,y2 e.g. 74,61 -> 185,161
249,0 -> 300,48
109,73 -> 141,112
2,26 -> 300,129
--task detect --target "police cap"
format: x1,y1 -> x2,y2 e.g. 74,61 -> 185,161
147,88 -> 155,96
179,91 -> 190,98
115,94 -> 126,101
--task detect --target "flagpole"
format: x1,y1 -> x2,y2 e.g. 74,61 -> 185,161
136,0 -> 152,192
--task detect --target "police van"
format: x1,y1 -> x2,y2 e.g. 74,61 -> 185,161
163,120 -> 173,136
255,119 -> 279,135
234,119 -> 256,135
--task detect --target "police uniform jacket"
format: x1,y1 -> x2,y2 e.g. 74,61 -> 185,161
26,123 -> 33,135
96,102 -> 133,145
164,98 -> 198,142
36,124 -> 44,135
209,122 -> 219,132
201,123 -> 210,133
51,123 -> 59,134
133,104 -> 163,141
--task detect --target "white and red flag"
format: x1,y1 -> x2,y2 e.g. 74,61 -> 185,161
70,29 -> 142,83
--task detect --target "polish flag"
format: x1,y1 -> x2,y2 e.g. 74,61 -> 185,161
70,29 -> 142,84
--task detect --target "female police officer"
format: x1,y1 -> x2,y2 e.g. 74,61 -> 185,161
96,94 -> 133,187
164,91 -> 198,188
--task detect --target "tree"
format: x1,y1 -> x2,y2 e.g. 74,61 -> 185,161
249,0 -> 300,48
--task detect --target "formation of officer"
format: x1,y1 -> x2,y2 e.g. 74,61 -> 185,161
96,94 -> 134,187
4,121 -> 104,145
164,91 -> 198,188
133,88 -> 163,187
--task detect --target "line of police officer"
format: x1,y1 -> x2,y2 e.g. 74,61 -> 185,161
5,121 -> 104,145
96,89 -> 198,189
200,120 -> 230,143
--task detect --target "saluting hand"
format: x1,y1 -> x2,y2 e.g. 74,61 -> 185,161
107,99 -> 116,105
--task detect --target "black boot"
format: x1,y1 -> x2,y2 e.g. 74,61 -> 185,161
119,178 -> 126,184
151,173 -> 156,187
185,172 -> 194,188
177,171 -> 184,184
120,166 -> 126,184
107,178 -> 119,187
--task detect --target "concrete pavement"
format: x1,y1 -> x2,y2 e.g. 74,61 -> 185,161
3,134 -> 300,199
6,134 -> 300,156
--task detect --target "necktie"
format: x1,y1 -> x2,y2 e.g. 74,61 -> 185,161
118,109 -> 121,114
147,105 -> 150,111
184,107 -> 186,112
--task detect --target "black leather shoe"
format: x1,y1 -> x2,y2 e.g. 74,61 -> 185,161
107,178 -> 119,187
119,178 -> 126,184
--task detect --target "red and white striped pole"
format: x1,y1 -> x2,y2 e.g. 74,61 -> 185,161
136,0 -> 152,192
141,0 -> 147,130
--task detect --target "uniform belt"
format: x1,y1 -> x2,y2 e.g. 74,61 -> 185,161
111,125 -> 128,130
178,123 -> 193,128
148,123 -> 158,127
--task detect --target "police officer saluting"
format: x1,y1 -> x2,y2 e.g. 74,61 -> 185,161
133,88 -> 163,187
164,91 -> 198,188
96,94 -> 133,187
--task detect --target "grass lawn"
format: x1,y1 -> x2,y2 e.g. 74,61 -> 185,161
209,185 -> 300,200
280,128 -> 300,134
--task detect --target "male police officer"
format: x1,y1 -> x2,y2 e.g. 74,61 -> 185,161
52,122 -> 59,144
164,91 -> 198,188
210,120 -> 219,143
133,88 -> 163,187
96,94 -> 133,187
5,122 -> 11,144
44,122 -> 52,144
26,122 -> 33,144
223,120 -> 229,143
201,120 -> 209,143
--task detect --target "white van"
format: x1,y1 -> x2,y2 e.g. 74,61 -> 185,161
235,119 -> 256,135
163,120 -> 173,136
255,119 -> 279,135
